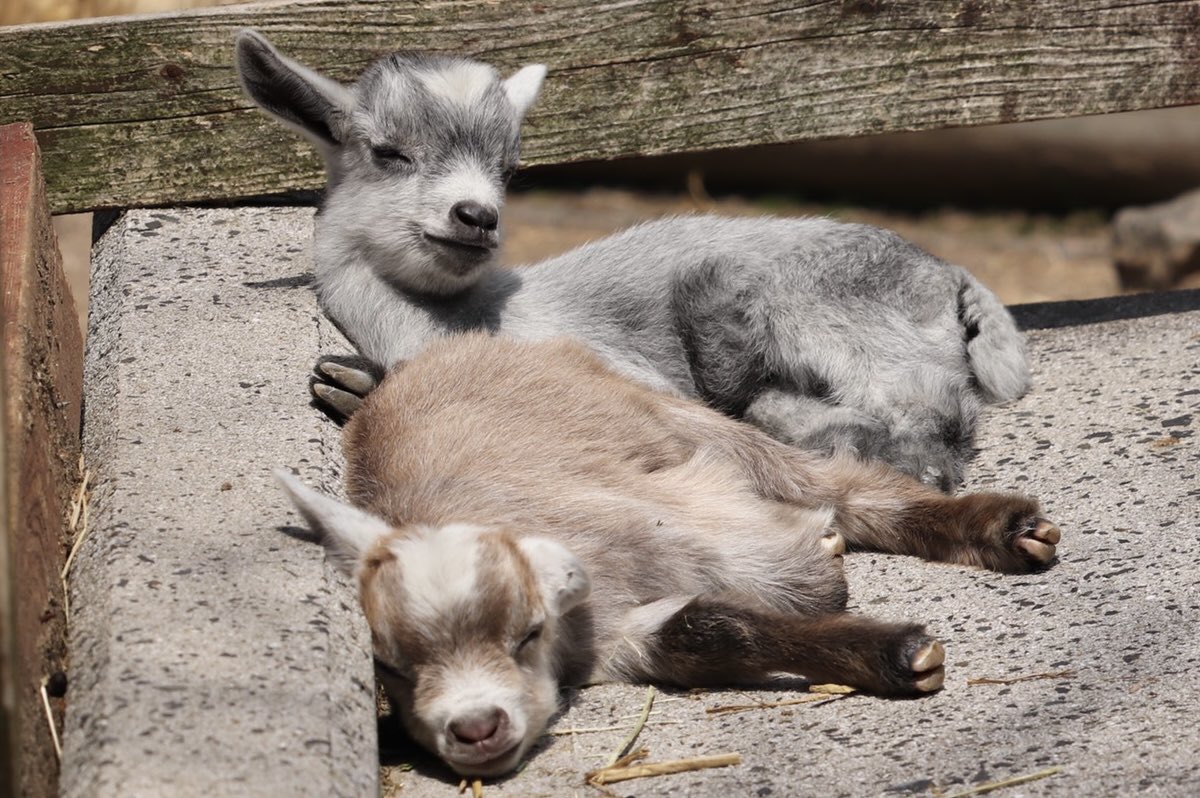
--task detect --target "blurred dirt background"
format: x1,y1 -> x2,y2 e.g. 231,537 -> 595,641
10,0 -> 1200,334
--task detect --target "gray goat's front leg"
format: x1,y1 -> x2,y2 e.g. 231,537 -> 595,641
311,357 -> 383,420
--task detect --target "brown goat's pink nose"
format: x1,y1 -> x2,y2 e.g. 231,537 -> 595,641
448,708 -> 506,745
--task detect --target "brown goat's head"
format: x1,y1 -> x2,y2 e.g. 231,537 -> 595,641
277,472 -> 591,776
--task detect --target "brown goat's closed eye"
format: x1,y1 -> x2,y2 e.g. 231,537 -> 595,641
276,333 -> 1061,778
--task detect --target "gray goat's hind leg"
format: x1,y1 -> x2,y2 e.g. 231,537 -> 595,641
744,388 -> 966,492
744,389 -> 887,454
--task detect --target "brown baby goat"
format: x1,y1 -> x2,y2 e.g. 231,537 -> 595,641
277,333 -> 1060,777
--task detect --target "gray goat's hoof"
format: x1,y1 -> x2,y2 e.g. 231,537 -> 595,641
318,361 -> 379,396
313,383 -> 364,418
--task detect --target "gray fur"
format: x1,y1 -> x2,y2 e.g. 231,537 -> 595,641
236,30 -> 1031,490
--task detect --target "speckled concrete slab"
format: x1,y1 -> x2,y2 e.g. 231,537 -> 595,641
66,205 -> 1200,798
63,207 -> 376,797
381,307 -> 1200,795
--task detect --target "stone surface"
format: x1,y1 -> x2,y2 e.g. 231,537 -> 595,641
65,206 -> 1200,797
383,305 -> 1200,795
62,207 -> 375,797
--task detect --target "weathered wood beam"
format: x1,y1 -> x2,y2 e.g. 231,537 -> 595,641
2,0 -> 1200,214
0,122 -> 84,798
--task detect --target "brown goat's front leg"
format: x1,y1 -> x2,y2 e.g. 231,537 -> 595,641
619,596 -> 944,696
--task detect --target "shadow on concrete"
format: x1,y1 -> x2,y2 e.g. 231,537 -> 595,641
243,273 -> 315,290
1012,288 -> 1200,330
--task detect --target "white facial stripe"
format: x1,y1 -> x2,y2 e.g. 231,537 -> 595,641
434,160 -> 502,211
429,160 -> 504,220
418,62 -> 496,108
392,523 -> 487,625
432,661 -> 528,735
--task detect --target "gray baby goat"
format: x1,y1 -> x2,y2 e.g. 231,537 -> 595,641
237,30 -> 1030,490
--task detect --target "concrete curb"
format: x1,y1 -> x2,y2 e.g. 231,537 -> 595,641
62,208 -> 376,797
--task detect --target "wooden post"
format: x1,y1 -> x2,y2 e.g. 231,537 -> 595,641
1,317 -> 14,798
0,122 -> 83,798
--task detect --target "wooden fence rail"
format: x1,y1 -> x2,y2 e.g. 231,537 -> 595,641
1,0 -> 1200,214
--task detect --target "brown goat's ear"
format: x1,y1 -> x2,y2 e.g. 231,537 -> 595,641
517,537 -> 591,615
275,469 -> 392,575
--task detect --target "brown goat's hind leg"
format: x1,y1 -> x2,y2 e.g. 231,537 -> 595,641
776,458 -> 1061,572
633,596 -> 944,696
771,453 -> 1060,572
664,403 -> 1060,573
830,473 -> 1062,573
928,492 -> 1062,572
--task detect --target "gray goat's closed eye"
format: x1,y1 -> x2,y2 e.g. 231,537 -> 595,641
371,145 -> 412,164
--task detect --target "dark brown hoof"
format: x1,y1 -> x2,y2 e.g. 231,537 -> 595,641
1014,517 -> 1060,565
909,638 -> 945,692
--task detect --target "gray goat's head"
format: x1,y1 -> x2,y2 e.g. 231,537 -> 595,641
236,30 -> 545,294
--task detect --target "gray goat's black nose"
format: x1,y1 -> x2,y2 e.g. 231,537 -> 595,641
451,200 -> 499,232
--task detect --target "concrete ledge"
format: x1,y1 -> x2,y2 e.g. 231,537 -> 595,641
64,205 -> 1200,796
63,208 -> 375,797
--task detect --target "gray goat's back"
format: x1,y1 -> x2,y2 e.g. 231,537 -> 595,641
498,214 -> 1025,487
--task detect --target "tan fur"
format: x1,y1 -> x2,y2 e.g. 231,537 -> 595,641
345,335 -> 848,650
330,332 -> 1057,775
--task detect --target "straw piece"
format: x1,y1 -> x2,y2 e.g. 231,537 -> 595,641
706,689 -> 855,716
808,683 -> 856,694
548,720 -> 679,736
588,753 -> 741,786
967,669 -> 1075,686
605,686 -> 656,767
39,677 -> 62,761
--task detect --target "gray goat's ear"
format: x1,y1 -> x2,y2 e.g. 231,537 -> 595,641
518,536 -> 591,616
235,29 -> 355,150
502,64 -> 547,118
274,469 -> 391,575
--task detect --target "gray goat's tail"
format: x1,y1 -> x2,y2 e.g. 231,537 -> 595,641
957,270 -> 1031,403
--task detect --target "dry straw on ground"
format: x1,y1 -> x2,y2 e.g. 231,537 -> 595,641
456,778 -> 483,798
60,458 -> 91,619
705,683 -> 856,716
587,751 -> 742,786
967,669 -> 1076,687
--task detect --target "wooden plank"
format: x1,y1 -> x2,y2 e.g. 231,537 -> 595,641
2,0 -> 1200,213
0,122 -> 84,798
0,341 -> 14,798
